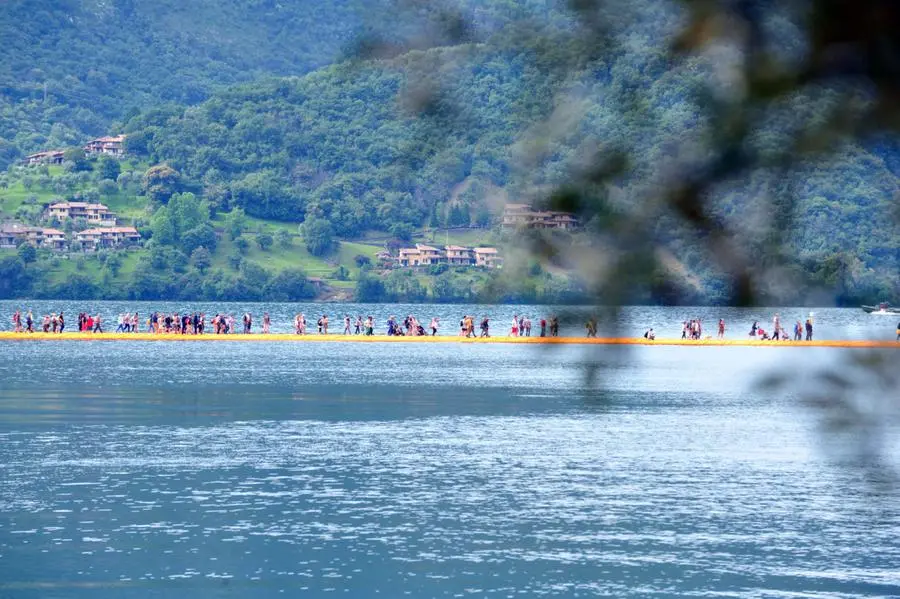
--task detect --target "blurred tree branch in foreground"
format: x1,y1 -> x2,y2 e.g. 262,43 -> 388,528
369,0 -> 900,480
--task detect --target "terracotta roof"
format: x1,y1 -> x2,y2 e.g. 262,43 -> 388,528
445,245 -> 470,251
26,150 -> 65,158
49,202 -> 109,210
88,135 -> 126,143
77,227 -> 137,236
415,244 -> 440,252
473,247 -> 499,254
0,222 -> 31,234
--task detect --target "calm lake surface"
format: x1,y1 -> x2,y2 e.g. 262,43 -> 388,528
1,304 -> 898,598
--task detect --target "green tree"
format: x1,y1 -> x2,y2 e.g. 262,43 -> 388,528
97,155 -> 121,181
17,243 -> 36,264
275,229 -> 292,249
256,232 -> 274,251
105,253 -> 123,276
233,236 -> 250,254
63,148 -> 91,172
0,256 -> 31,297
191,247 -> 212,273
225,207 -> 247,240
355,272 -> 386,302
266,268 -> 315,301
142,164 -> 182,204
181,224 -> 217,254
389,222 -> 413,241
300,217 -> 334,257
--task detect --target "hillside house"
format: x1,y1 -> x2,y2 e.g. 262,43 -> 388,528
39,228 -> 67,250
0,223 -> 28,248
46,202 -> 116,226
473,247 -> 503,268
83,135 -> 126,157
22,150 -> 65,166
398,244 -> 444,267
445,245 -> 474,265
395,244 -> 502,268
0,223 -> 67,250
76,227 -> 141,250
501,204 -> 579,230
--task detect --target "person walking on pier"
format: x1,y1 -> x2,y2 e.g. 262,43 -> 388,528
430,317 -> 439,336
355,315 -> 363,335
58,312 -> 64,333
585,317 -> 597,338
805,317 -> 813,341
718,319 -> 726,339
92,314 -> 103,333
343,315 -> 352,335
480,317 -> 490,338
540,318 -> 546,337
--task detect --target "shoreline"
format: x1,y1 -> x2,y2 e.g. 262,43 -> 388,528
0,332 -> 896,348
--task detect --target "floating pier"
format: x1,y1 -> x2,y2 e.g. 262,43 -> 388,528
0,332 -> 896,348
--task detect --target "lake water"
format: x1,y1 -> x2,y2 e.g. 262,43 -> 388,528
1,304 -> 899,598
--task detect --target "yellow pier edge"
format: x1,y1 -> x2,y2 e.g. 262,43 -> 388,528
0,332 -> 896,349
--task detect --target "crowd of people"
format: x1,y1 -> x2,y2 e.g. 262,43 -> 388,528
665,313 -> 816,341
8,309 -> 566,338
9,308 -> 898,341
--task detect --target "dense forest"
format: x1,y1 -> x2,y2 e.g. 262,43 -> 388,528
0,0 -> 897,303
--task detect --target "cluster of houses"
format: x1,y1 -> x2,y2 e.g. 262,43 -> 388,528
390,244 -> 503,269
0,201 -> 141,251
501,203 -> 579,230
22,135 -> 126,166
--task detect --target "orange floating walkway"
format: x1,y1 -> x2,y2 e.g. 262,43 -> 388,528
0,332 -> 896,349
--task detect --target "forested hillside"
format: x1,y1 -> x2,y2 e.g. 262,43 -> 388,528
1,0 -> 898,303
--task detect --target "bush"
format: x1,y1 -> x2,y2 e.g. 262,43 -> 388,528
354,254 -> 371,267
275,229 -> 292,248
233,236 -> 249,254
256,232 -> 274,251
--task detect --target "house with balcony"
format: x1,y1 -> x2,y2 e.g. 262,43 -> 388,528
46,202 -> 117,226
22,150 -> 65,166
76,227 -> 141,250
398,244 -> 444,267
0,223 -> 67,250
445,245 -> 475,265
83,135 -> 126,157
39,228 -> 67,250
473,247 -> 503,268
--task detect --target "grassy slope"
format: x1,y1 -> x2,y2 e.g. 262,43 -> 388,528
1,172 -> 496,297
